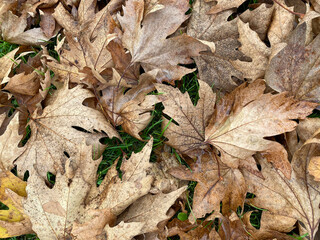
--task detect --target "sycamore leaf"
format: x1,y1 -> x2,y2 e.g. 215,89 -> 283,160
117,187 -> 187,234
205,79 -> 316,179
245,131 -> 320,240
155,80 -> 216,157
50,0 -> 116,86
207,0 -> 246,15
0,114 -> 25,171
170,153 -> 247,221
13,82 -> 119,178
231,20 -> 271,81
100,73 -> 159,140
187,0 -> 249,93
4,72 -> 40,96
265,23 -> 320,104
118,0 -> 214,83
0,171 -> 32,238
0,48 -> 19,82
1,11 -> 50,45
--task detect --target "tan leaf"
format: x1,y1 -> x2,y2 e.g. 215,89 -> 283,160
50,1 -> 116,86
187,0 -> 247,92
245,132 -> 320,240
231,20 -> 271,81
4,72 -> 40,96
0,48 -> 19,81
104,222 -> 145,240
118,0 -> 213,83
170,153 -> 247,221
0,171 -> 32,238
117,186 -> 187,233
308,156 -> 320,181
14,82 -> 119,178
207,0 -> 246,15
100,73 -> 159,140
205,79 -> 316,179
1,11 -> 50,45
265,23 -> 320,104
0,114 -> 25,172
243,211 -> 297,240
155,80 -> 216,157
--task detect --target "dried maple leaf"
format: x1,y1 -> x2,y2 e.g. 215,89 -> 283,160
155,80 -> 216,157
0,114 -> 25,171
265,23 -> 320,104
245,132 -> 320,240
187,0 -> 251,93
117,0 -> 214,83
0,48 -> 19,82
100,73 -> 159,140
205,79 -> 316,179
23,139 -> 186,239
11,82 -> 118,178
0,171 -> 32,238
231,20 -> 271,81
170,153 -> 247,221
49,0 -> 117,86
1,11 -> 50,45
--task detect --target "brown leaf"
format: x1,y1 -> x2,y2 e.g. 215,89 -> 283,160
265,23 -> 320,104
231,20 -> 271,81
4,72 -> 40,96
13,82 -> 119,178
1,11 -> 50,45
155,80 -> 216,157
187,0 -> 247,92
205,79 -> 316,179
100,73 -> 159,140
0,48 -> 19,82
245,132 -> 320,239
50,1 -> 117,86
118,0 -> 214,83
170,153 -> 247,221
40,8 -> 56,39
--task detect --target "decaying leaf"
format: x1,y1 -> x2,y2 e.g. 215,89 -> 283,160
23,139 -> 186,239
155,80 -> 216,157
0,171 -> 32,238
118,0 -> 214,83
0,48 -> 19,82
12,82 -> 119,178
207,0 -> 246,15
265,23 -> 320,104
245,129 -> 320,239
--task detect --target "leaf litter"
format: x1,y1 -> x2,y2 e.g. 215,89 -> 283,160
0,0 -> 320,239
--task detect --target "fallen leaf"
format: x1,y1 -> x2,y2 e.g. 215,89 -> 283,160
245,131 -> 320,239
0,48 -> 19,82
1,11 -> 50,45
118,0 -> 214,83
205,79 -> 316,179
0,171 -> 32,238
207,0 -> 246,15
155,80 -> 216,157
13,81 -> 119,178
265,23 -> 320,104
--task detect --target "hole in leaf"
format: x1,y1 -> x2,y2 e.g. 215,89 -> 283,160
64,151 -> 70,158
72,126 -> 91,133
23,170 -> 30,182
257,164 -> 261,171
46,172 -> 56,188
0,201 -> 9,210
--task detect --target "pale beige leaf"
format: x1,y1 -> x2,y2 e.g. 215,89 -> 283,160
308,156 -> 320,181
205,79 -> 316,179
104,222 -> 145,240
14,82 -> 119,178
155,80 -> 216,157
231,20 -> 271,80
118,186 -> 187,233
0,48 -> 19,81
0,114 -> 25,172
